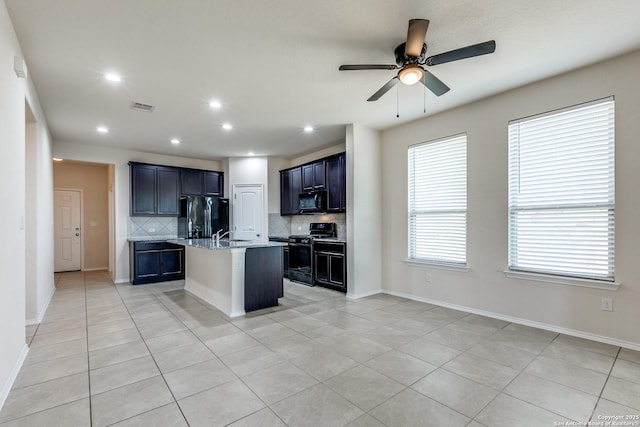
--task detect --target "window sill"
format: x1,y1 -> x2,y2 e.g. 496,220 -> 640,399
503,270 -> 619,291
405,259 -> 469,272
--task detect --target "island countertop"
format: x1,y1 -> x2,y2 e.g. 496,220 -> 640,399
167,238 -> 287,251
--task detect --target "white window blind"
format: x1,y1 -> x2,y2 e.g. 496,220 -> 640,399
508,98 -> 615,281
408,134 -> 467,265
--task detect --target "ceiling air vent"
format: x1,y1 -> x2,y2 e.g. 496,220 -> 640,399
130,102 -> 155,113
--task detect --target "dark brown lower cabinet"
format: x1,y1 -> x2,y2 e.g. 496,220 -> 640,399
244,246 -> 284,312
313,241 -> 346,293
130,241 -> 185,285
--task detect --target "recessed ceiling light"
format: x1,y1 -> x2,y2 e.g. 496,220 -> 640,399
247,151 -> 255,156
96,126 -> 109,133
222,123 -> 233,130
52,158 -> 63,162
304,125 -> 314,132
104,73 -> 121,83
171,138 -> 180,144
209,100 -> 222,109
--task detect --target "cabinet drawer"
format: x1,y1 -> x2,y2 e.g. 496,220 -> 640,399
133,241 -> 183,251
313,241 -> 345,254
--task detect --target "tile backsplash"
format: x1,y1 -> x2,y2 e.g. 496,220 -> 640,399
129,214 -> 345,240
128,216 -> 178,238
268,214 -> 291,238
269,213 -> 346,239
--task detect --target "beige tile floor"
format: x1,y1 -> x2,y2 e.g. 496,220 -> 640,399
2,270 -> 640,426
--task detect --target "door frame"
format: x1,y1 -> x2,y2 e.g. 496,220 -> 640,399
54,188 -> 83,271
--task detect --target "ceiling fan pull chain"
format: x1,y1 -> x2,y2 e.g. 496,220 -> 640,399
396,84 -> 400,118
424,74 -> 427,113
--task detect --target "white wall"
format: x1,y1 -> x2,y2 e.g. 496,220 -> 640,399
267,157 -> 289,214
382,49 -> 640,348
34,118 -> 54,322
25,120 -> 37,321
0,1 -> 54,408
53,141 -> 222,283
346,124 -> 382,298
289,142 -> 346,166
228,157 -> 269,241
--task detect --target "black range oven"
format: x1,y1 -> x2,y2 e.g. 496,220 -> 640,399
288,223 -> 336,286
288,235 -> 313,285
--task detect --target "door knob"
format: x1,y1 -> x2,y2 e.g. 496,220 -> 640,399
75,233 -> 80,236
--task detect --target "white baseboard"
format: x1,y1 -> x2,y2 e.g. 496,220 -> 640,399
25,283 -> 56,326
0,344 -> 29,411
82,267 -> 108,272
384,289 -> 640,352
346,289 -> 382,300
114,279 -> 130,284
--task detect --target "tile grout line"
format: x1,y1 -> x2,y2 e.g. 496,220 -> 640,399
83,273 -> 93,427
165,281 -> 361,421
111,282 -> 192,426
587,346 -> 622,423
0,274 -> 87,425
487,332 -> 618,424
148,284 -> 292,427
482,332 -> 581,423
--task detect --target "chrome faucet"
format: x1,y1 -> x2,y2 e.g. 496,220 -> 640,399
213,229 -> 230,243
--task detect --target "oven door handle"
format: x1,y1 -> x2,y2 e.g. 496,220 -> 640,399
288,243 -> 311,247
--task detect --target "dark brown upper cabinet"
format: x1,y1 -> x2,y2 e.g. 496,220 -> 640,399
326,153 -> 346,213
204,171 -> 223,196
280,166 -> 302,215
280,153 -> 345,216
130,162 -> 223,216
130,163 -> 180,216
302,161 -> 326,192
180,169 -> 203,195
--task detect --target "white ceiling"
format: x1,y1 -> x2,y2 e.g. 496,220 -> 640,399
6,0 -> 640,160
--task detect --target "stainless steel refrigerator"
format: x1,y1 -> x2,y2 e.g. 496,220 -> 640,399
178,196 -> 229,238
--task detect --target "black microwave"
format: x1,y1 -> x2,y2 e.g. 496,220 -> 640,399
298,191 -> 327,214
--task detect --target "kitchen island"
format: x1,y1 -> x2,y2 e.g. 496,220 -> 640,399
168,238 -> 286,317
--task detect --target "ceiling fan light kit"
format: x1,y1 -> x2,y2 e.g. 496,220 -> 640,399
339,19 -> 496,102
398,64 -> 423,85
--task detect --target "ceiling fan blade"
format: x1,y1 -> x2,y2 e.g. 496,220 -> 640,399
425,40 -> 496,66
367,77 -> 399,102
405,19 -> 429,57
339,64 -> 398,71
420,69 -> 450,96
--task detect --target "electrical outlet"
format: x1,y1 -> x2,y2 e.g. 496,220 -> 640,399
601,298 -> 613,312
425,272 -> 432,282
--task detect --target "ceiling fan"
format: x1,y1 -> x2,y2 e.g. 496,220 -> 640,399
339,19 -> 496,101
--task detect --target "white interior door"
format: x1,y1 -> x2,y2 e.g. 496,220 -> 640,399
232,184 -> 263,241
54,190 -> 81,272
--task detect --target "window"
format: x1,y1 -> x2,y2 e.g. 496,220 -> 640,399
408,134 -> 467,266
508,97 -> 615,282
